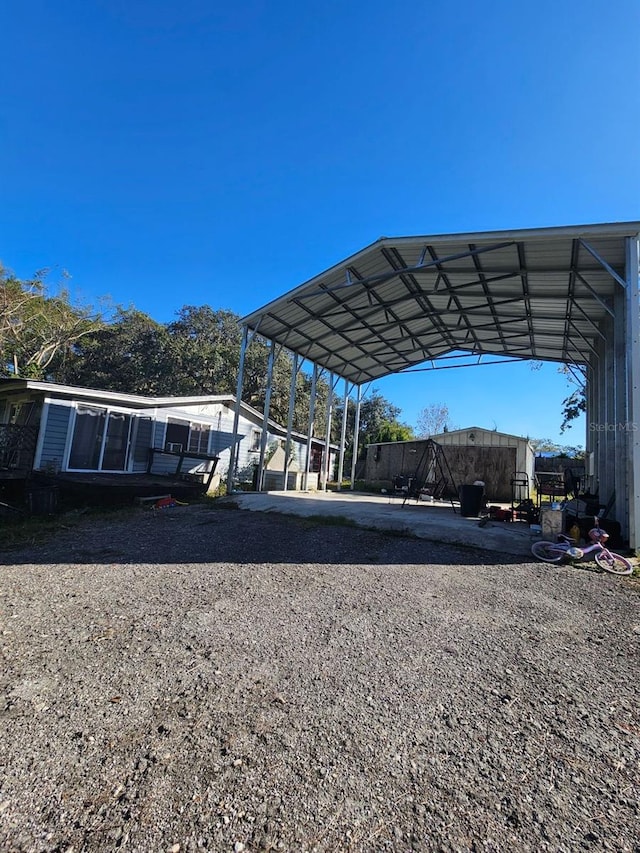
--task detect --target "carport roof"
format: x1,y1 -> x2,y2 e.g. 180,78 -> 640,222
242,222 -> 640,385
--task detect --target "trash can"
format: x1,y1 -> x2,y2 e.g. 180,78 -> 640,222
458,484 -> 484,517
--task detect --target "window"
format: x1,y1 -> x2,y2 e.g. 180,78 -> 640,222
188,424 -> 211,454
165,420 -> 211,455
102,412 -> 131,470
69,406 -> 107,470
165,419 -> 190,452
8,402 -> 36,425
250,429 -> 261,452
69,406 -> 132,471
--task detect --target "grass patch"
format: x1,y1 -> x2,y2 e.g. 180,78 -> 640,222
1,515 -> 69,550
324,481 -> 384,495
300,514 -> 418,539
375,525 -> 419,539
198,495 -> 240,510
301,514 -> 359,528
0,504 -> 139,551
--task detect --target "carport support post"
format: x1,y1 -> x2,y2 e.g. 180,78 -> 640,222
585,362 -> 596,493
257,339 -> 276,492
350,384 -> 362,490
336,379 -> 349,490
626,234 -> 640,552
593,340 -> 607,501
283,352 -> 299,492
614,286 -> 628,533
322,372 -> 334,491
227,324 -> 248,494
602,320 -> 615,505
303,364 -> 318,490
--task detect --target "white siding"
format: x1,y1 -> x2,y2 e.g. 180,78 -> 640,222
2,388 -> 313,489
140,401 -> 313,483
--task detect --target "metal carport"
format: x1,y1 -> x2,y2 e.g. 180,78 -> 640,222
227,222 -> 640,551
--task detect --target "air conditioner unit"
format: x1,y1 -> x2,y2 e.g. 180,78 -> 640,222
166,442 -> 183,453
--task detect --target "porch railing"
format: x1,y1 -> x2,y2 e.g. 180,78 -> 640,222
0,424 -> 38,472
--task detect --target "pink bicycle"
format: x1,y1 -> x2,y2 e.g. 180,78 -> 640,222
531,517 -> 633,576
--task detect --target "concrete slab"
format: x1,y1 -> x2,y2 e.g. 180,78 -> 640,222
224,490 -> 538,559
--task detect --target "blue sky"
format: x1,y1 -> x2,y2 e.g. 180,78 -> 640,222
2,0 -> 639,445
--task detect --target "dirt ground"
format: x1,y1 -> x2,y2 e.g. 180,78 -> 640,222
1,502 -> 638,852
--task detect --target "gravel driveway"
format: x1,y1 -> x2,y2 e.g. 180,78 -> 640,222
1,503 -> 638,852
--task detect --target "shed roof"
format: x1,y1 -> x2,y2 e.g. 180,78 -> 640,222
429,426 -> 534,445
242,222 -> 640,384
367,426 -> 533,447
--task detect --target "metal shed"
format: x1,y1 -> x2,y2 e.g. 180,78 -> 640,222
227,222 -> 640,551
363,428 -> 534,502
430,427 -> 534,483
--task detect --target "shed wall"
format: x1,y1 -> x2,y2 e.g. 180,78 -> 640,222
365,441 -> 520,501
432,431 -> 533,491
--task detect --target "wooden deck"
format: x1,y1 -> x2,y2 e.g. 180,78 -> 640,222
0,471 -> 218,517
0,434 -> 222,511
30,471 -> 215,504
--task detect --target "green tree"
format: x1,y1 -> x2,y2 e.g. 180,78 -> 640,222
164,307 -> 303,427
54,301 -> 317,431
333,389 -> 412,476
0,266 -> 103,378
56,307 -> 172,394
242,345 -> 302,427
375,420 -> 414,443
166,306 -> 243,396
356,390 -> 403,445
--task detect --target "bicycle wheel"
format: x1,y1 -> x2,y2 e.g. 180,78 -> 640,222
594,550 -> 633,576
531,541 -> 564,564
